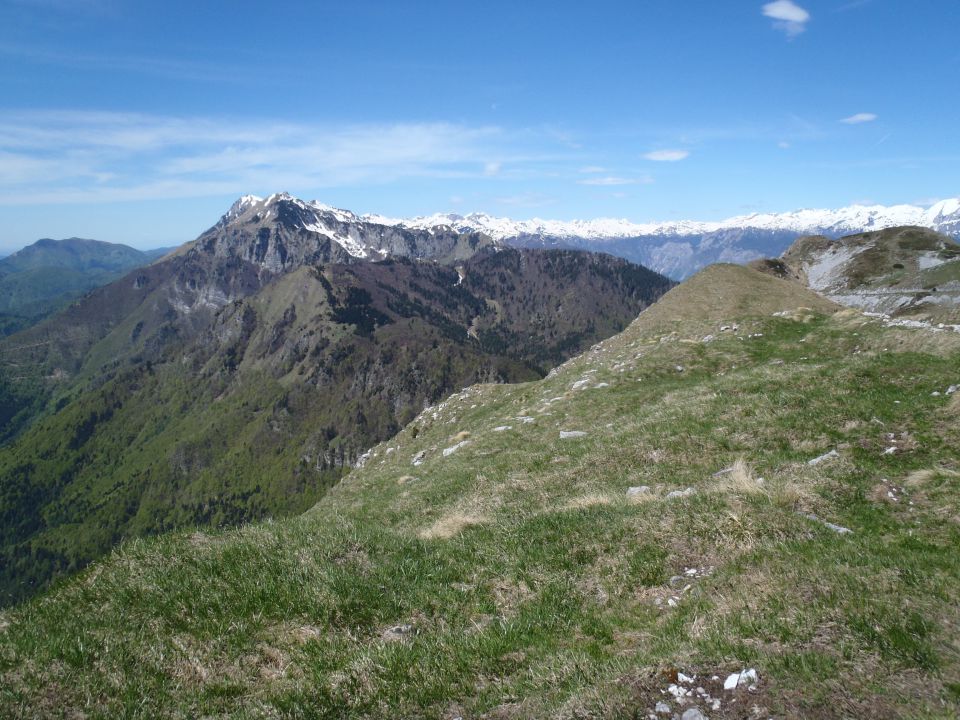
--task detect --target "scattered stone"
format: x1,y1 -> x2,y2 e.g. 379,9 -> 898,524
666,487 -> 696,499
807,449 -> 838,466
442,440 -> 470,457
627,485 -> 651,496
677,672 -> 696,683
382,623 -> 416,641
412,450 -> 427,466
931,391 -> 942,397
723,668 -> 760,690
883,446 -> 897,455
516,416 -> 536,424
681,709 -> 708,720
769,358 -> 784,365
655,701 -> 671,715
675,365 -> 685,372
492,425 -> 512,432
571,379 -> 590,390
594,382 -> 610,388
802,513 -> 853,535
947,385 -> 958,395
560,430 -> 587,439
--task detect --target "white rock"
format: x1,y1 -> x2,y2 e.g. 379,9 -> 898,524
667,684 -> 688,699
560,430 -> 587,439
411,450 -> 427,466
723,673 -> 740,690
655,701 -> 671,714
594,382 -> 610,388
442,441 -> 470,457
803,513 -> 853,534
807,449 -> 838,466
517,416 -> 536,424
931,391 -> 942,397
492,425 -> 512,432
883,446 -> 897,455
947,385 -> 958,395
627,485 -> 651,496
675,365 -> 685,372
666,487 -> 696,499
677,672 -> 696,683
681,709 -> 708,720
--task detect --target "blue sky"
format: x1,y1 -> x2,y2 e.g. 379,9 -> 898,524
0,0 -> 958,251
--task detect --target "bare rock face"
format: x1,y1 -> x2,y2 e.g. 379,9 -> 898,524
196,193 -> 497,272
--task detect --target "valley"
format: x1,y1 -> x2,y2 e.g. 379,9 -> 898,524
0,195 -> 671,605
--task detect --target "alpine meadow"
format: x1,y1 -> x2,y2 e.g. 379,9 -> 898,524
1,2 -> 959,719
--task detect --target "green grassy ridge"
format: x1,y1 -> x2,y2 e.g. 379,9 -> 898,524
2,265 -> 959,717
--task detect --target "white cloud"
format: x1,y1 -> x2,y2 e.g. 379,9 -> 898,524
778,141 -> 791,149
762,1 -> 811,37
840,112 -> 878,124
579,165 -> 606,173
577,176 -> 653,186
643,149 -> 690,162
0,111 -> 556,205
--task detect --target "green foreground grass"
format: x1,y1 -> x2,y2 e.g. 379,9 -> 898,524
1,265 -> 959,718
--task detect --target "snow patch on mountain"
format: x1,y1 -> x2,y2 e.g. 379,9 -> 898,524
374,201 -> 959,242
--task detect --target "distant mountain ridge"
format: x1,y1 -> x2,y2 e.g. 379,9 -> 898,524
0,238 -> 171,337
368,198 -> 960,279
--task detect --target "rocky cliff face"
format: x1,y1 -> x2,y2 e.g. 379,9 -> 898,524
780,226 -> 960,322
195,193 -> 496,273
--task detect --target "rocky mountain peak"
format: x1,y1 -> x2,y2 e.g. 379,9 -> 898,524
201,193 -> 501,273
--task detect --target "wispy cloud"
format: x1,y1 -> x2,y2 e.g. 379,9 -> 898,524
834,0 -> 872,12
840,112 -> 878,124
577,176 -> 653,186
0,111 -> 558,205
643,149 -> 690,162
579,165 -> 606,173
494,192 -> 557,208
762,1 -> 811,37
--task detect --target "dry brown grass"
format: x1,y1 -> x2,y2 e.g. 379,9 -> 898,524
711,458 -> 767,496
904,467 -> 960,487
948,392 -> 960,416
448,431 -> 472,443
562,493 -> 615,510
418,512 -> 489,540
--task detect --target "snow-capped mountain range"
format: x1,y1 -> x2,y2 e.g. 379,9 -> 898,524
367,198 -> 960,278
214,194 -> 960,279
370,199 -> 960,241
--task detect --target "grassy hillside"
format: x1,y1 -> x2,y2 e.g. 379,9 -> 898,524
2,264 -> 958,718
0,251 -> 669,605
